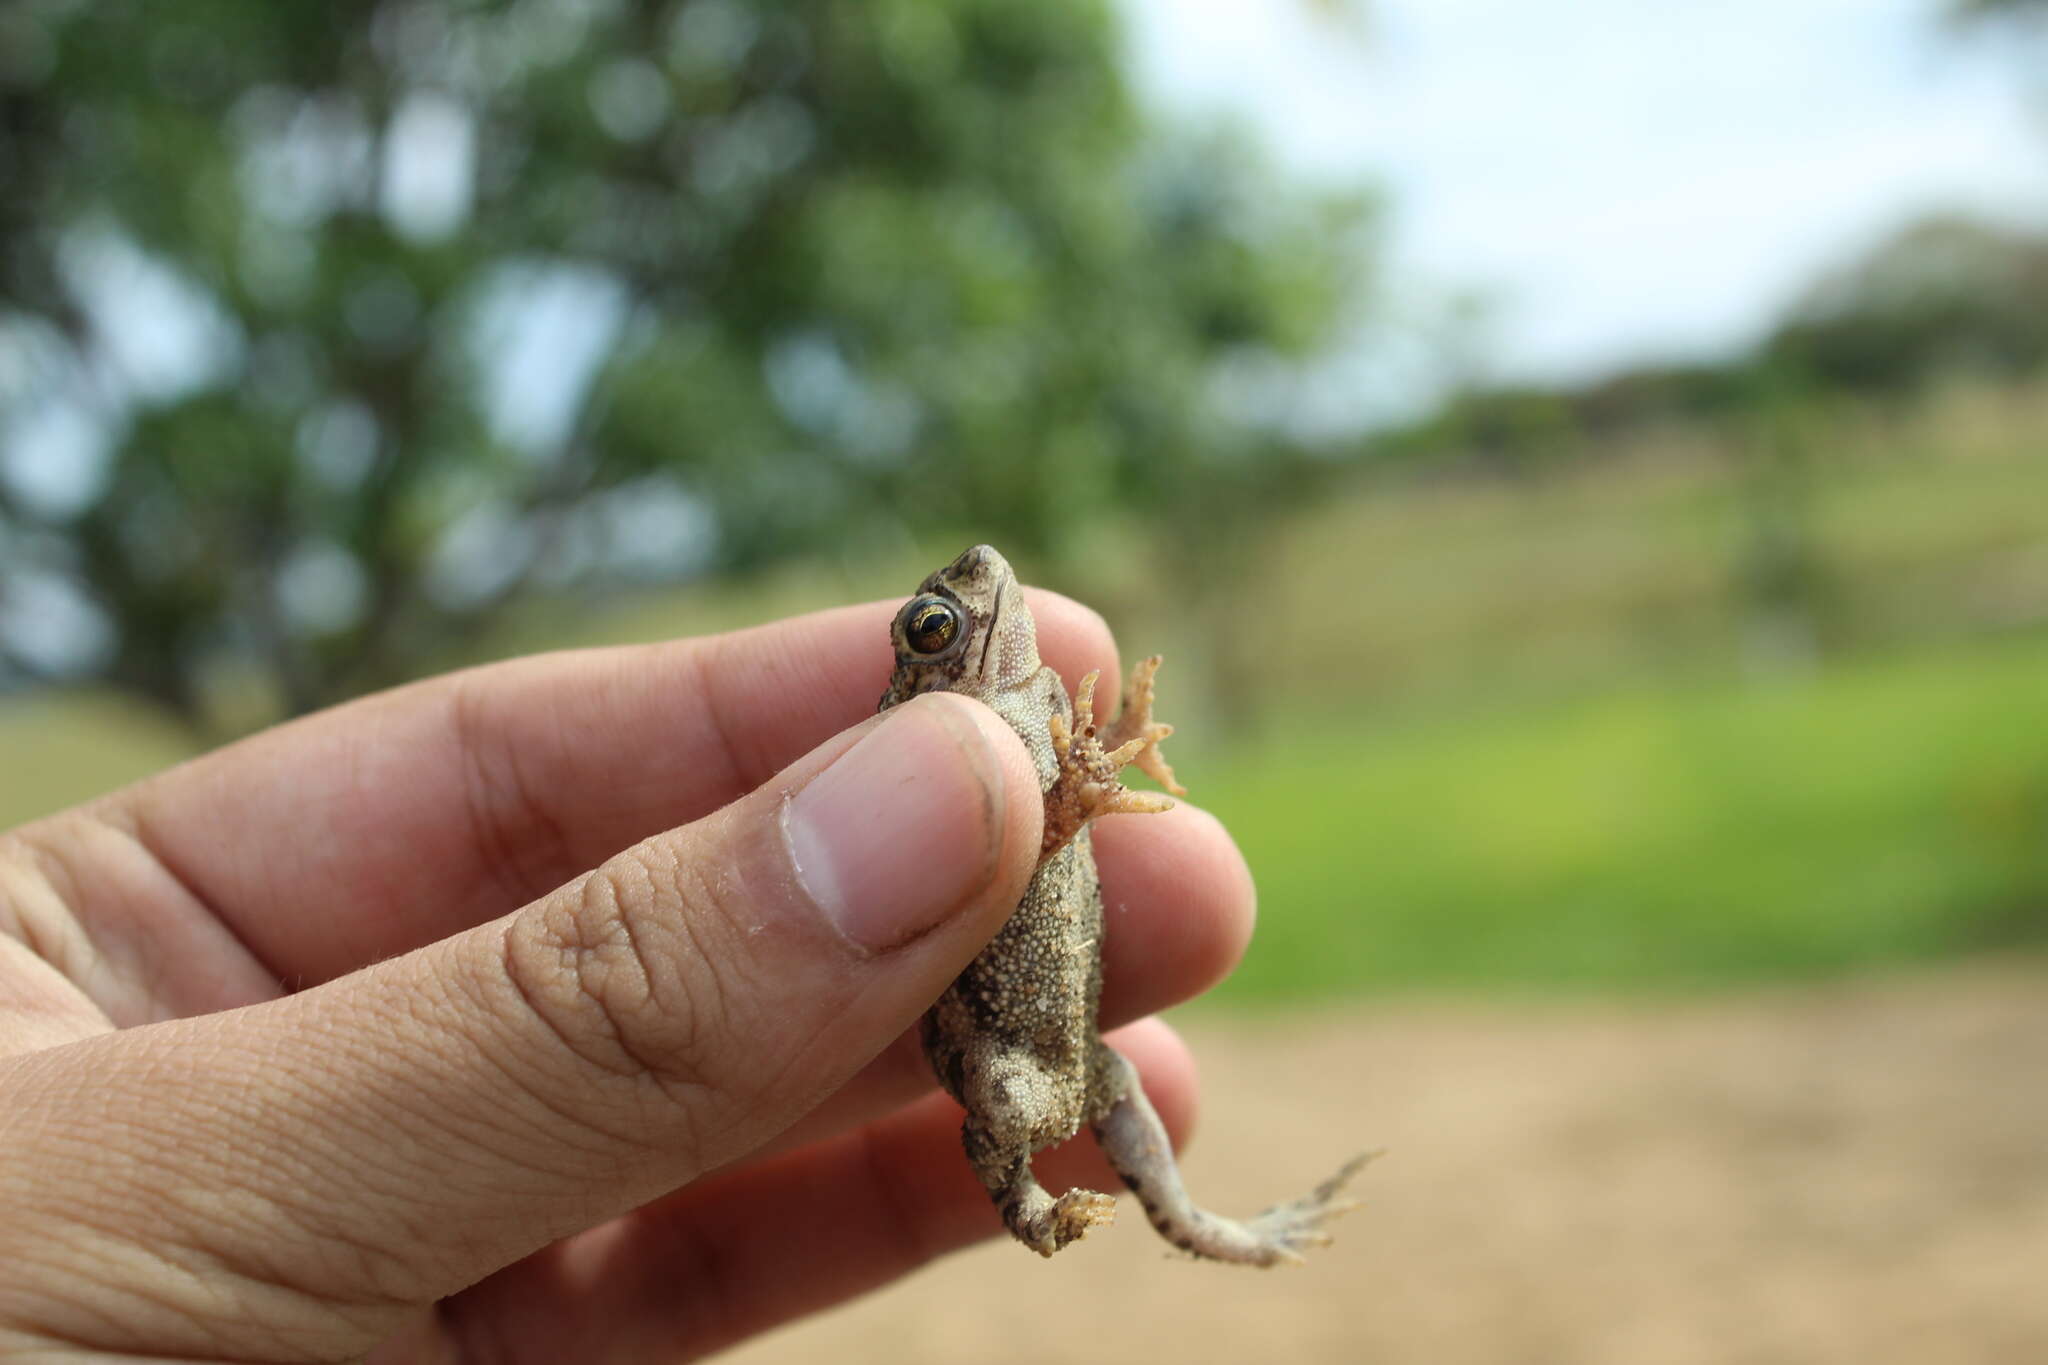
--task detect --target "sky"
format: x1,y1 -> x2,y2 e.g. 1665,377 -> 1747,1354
1121,0 -> 2048,388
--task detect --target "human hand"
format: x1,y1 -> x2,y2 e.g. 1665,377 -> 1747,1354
0,590 -> 1255,1362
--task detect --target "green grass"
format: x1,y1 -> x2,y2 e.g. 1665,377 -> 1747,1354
0,692 -> 198,831
1202,634 -> 2048,1001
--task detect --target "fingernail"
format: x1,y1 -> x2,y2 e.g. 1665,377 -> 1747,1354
781,695 -> 1008,951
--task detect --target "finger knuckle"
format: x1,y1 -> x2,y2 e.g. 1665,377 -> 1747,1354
500,841 -> 726,1093
449,673 -> 576,909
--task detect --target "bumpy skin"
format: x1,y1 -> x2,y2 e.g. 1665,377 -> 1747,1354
882,545 -> 1370,1264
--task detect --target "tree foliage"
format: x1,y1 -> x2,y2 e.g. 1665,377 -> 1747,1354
1950,0 -> 2048,23
0,0 -> 1371,733
1767,215 -> 2048,394
1382,212 -> 2048,475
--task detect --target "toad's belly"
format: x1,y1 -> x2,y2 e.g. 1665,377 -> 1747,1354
920,833 -> 1105,1109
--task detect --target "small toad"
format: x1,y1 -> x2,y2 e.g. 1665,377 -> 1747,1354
882,545 -> 1369,1264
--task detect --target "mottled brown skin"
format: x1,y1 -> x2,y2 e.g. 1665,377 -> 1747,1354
882,545 -> 1371,1264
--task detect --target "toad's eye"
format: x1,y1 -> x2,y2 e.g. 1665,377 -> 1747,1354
903,597 -> 962,655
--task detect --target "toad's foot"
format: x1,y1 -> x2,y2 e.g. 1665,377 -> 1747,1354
1091,1047 -> 1378,1267
1042,666 -> 1176,858
1100,654 -> 1186,797
1012,1187 -> 1120,1258
974,1134 -> 1120,1256
1230,1151 -> 1381,1264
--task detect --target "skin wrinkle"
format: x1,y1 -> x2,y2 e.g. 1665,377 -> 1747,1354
0,936 -> 108,1053
493,957 -> 679,1170
700,617 -> 858,785
7,1047 -> 405,1338
686,639 -> 759,812
365,1035 -> 627,1203
694,989 -> 839,1173
0,828 -> 123,1022
176,1027 -> 339,1193
4,1056 -> 156,1207
33,1015 -> 423,1293
0,1201 -> 133,1331
176,1059 -> 463,1315
205,1193 -> 423,1323
629,810 -> 813,1151
421,944 -> 671,1174
454,671 -> 565,916
490,883 -> 733,1171
97,800 -> 285,1000
98,825 -> 228,1020
3,1181 -> 361,1363
606,836 -> 710,1053
450,673 -> 579,921
0,1259 -> 223,1363
593,837 -> 738,1114
497,907 -> 661,1089
557,857 -> 675,1079
103,1010 -> 593,1326
138,1183 -> 407,1329
562,657 -> 674,867
23,810 -> 282,1025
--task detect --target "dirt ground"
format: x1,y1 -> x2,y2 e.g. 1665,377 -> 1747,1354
725,961 -> 2048,1365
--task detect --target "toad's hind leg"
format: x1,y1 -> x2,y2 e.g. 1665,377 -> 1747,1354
963,1117 -> 1117,1258
1089,1046 -> 1376,1267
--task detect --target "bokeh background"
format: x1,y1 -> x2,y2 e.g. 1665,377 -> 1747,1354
3,1 -> 2046,1361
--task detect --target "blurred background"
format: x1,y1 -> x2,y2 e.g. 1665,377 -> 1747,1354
2,1 -> 2045,1360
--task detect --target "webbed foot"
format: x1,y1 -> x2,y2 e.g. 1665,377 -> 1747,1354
1231,1151 -> 1381,1265
1021,1188 -> 1119,1258
1042,662 -> 1181,858
1090,1046 -> 1380,1267
991,1170 -> 1119,1257
1100,654 -> 1186,797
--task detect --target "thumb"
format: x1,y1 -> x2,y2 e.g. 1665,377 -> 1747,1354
0,693 -> 1040,1358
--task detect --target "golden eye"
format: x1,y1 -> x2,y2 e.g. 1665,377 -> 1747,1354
904,597 -> 961,655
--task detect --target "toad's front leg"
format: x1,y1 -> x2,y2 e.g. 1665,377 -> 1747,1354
1041,663 -> 1181,860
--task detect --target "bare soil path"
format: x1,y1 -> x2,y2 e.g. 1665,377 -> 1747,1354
726,962 -> 2048,1365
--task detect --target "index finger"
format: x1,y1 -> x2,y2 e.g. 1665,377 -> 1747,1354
70,589 -> 1121,988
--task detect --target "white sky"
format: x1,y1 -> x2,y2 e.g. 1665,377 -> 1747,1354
1122,0 -> 2048,385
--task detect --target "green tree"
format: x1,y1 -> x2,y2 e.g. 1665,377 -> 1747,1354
1950,0 -> 2048,23
0,0 -> 1371,737
1763,215 -> 2048,395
